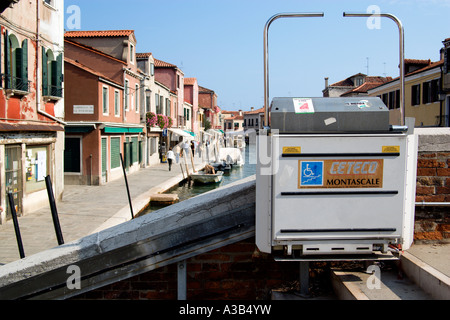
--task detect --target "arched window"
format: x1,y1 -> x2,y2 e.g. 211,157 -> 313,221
4,31 -> 29,92
42,47 -> 63,98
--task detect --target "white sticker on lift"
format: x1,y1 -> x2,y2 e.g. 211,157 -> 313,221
293,98 -> 315,114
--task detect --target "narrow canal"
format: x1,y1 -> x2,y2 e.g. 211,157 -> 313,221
143,143 -> 257,213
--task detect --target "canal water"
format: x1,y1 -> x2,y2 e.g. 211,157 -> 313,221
143,143 -> 257,213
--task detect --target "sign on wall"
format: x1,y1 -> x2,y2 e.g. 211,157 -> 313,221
73,105 -> 94,114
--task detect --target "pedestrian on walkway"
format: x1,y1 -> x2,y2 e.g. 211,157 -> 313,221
166,147 -> 176,171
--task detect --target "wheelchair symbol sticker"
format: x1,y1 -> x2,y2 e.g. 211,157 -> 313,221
299,161 -> 324,187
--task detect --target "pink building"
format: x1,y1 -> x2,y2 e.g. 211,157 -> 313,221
184,78 -> 199,134
154,58 -> 184,128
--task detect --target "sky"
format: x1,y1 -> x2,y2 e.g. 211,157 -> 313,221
63,0 -> 450,111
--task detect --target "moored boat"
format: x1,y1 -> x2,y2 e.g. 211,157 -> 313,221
190,171 -> 224,184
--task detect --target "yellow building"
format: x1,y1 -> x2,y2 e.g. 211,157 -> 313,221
368,59 -> 445,127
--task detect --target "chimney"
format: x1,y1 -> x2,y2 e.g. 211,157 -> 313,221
239,109 -> 242,116
251,107 -> 254,111
324,77 -> 329,89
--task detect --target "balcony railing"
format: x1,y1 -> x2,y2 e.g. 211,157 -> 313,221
2,74 -> 31,93
43,84 -> 63,99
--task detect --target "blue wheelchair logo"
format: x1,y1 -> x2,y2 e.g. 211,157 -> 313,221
300,161 -> 324,187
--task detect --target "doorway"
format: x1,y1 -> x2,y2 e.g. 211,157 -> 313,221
5,145 -> 22,219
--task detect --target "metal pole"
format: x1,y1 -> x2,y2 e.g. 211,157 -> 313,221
299,261 -> 310,297
120,153 -> 134,220
343,12 -> 405,126
8,192 -> 25,259
45,175 -> 64,246
263,12 -> 325,128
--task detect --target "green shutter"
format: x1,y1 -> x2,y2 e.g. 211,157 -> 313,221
56,54 -> 63,96
21,40 -> 28,85
5,30 -> 10,89
42,47 -> 48,96
101,138 -> 107,177
139,141 -> 143,164
131,137 -> 138,164
110,138 -> 121,169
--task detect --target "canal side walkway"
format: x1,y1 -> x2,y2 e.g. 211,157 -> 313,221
0,159 -> 206,265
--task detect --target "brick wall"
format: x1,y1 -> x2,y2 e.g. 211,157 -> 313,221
414,128 -> 450,243
74,237 -> 304,300
414,150 -> 450,242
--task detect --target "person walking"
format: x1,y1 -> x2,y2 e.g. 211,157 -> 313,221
166,147 -> 176,171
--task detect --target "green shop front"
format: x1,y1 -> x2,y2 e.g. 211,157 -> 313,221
64,123 -> 144,186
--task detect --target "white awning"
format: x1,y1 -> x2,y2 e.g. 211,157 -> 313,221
168,128 -> 194,139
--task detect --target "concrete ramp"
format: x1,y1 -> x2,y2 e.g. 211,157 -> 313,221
0,176 -> 256,300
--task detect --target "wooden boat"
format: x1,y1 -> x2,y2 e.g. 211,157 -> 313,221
190,171 -> 224,184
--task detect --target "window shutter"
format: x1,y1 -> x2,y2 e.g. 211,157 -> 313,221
56,53 -> 63,96
101,138 -> 107,176
131,137 -> 138,164
5,30 -> 11,89
42,47 -> 48,96
21,40 -> 28,83
110,138 -> 121,169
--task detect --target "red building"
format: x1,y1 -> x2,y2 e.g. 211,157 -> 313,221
199,85 -> 221,129
63,30 -> 144,185
0,0 -> 65,223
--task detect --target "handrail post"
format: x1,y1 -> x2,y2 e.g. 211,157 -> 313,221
263,12 -> 325,129
8,192 -> 25,259
45,175 -> 64,245
343,12 -> 405,126
120,153 -> 135,220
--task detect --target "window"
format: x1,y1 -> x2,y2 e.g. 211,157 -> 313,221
445,47 -> 449,74
124,79 -> 129,111
145,93 -> 151,113
4,31 -> 29,92
177,75 -> 180,89
44,0 -> 55,7
102,86 -> 109,115
160,96 -> 164,115
130,44 -> 135,64
411,84 -> 420,106
423,81 -> 431,104
135,84 -> 139,113
382,93 -> 389,107
155,94 -> 160,114
114,90 -> 120,116
26,145 -> 49,193
150,63 -> 154,76
388,91 -> 395,110
166,98 -> 170,117
42,47 -> 63,97
431,79 -> 440,103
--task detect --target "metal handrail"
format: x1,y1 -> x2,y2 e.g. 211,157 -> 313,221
263,12 -> 325,129
343,12 -> 405,126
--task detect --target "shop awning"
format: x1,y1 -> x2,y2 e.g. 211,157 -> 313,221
103,127 -> 143,133
168,128 -> 194,139
184,130 -> 196,137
